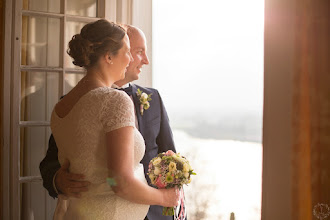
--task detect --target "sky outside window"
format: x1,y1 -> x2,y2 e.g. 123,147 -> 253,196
153,0 -> 264,128
153,0 -> 264,219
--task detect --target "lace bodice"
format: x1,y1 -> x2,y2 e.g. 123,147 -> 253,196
51,87 -> 149,220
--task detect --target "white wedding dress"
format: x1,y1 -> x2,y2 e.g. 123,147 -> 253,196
51,87 -> 149,220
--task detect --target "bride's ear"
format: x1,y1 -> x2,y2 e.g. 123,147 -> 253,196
105,53 -> 113,65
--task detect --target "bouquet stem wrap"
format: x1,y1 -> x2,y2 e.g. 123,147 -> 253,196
163,207 -> 175,216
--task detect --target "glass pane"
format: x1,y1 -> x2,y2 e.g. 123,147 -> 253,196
21,181 -> 57,220
64,72 -> 86,94
20,127 -> 52,177
21,71 -> 60,122
64,21 -> 88,69
153,0 -> 264,219
23,0 -> 61,13
66,0 -> 97,17
21,16 -> 61,67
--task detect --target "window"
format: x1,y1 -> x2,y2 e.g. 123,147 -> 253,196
153,0 -> 264,219
2,0 -> 125,219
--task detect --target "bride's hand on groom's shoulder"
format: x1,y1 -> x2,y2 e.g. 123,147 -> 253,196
55,159 -> 91,198
160,187 -> 180,207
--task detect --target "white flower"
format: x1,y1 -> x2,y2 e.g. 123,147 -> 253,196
136,88 -> 152,116
154,167 -> 161,175
153,157 -> 162,166
175,156 -> 185,164
141,93 -> 148,101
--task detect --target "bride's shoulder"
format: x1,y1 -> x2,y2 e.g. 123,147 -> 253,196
98,87 -> 128,98
90,87 -> 118,97
94,87 -> 131,104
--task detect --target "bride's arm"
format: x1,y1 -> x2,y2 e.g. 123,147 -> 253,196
106,126 -> 179,207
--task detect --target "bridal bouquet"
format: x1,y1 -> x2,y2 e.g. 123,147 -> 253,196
148,150 -> 196,216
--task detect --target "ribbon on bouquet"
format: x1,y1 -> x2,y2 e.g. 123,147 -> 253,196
174,188 -> 186,220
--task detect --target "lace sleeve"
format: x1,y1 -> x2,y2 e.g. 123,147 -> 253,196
99,90 -> 135,132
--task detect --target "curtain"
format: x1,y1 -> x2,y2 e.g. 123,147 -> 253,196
291,0 -> 330,219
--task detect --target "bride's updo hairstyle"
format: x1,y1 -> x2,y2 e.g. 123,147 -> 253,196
67,19 -> 126,68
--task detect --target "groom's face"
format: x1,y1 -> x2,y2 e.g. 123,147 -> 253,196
125,29 -> 149,81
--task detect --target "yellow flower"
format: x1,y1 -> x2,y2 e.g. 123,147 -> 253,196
169,162 -> 177,172
153,157 -> 162,166
184,172 -> 189,178
166,173 -> 174,183
183,163 -> 190,172
149,174 -> 156,184
144,102 -> 150,110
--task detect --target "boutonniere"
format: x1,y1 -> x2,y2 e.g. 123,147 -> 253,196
136,89 -> 152,116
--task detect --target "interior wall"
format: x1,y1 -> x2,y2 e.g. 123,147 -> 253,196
262,0 -> 330,219
262,0 -> 294,218
0,0 -> 4,216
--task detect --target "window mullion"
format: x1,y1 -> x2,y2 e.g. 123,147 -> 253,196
60,0 -> 66,98
20,66 -> 63,72
21,10 -> 64,19
19,121 -> 50,126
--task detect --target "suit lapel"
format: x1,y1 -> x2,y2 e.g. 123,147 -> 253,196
131,84 -> 144,135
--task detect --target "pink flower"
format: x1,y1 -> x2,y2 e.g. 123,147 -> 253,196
165,150 -> 175,156
155,176 -> 167,188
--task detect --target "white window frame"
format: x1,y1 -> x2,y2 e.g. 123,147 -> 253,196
131,0 -> 152,87
1,0 -> 132,219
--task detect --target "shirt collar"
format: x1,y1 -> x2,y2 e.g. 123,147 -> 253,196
112,83 -> 130,89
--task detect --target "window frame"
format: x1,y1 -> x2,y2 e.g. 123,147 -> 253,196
1,0 -> 132,219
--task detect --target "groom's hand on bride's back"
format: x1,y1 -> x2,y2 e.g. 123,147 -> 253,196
55,159 -> 91,198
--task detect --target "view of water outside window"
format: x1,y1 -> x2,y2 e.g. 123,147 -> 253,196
153,0 -> 264,219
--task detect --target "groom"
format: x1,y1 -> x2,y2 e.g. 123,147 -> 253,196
40,25 -> 185,220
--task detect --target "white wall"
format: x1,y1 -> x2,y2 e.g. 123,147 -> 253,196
131,0 -> 152,87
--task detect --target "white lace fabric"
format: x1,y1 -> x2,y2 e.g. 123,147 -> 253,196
51,87 -> 149,220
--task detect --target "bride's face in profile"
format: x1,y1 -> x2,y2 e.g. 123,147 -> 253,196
110,34 -> 133,81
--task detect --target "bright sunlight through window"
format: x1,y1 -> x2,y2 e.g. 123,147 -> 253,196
153,0 -> 264,219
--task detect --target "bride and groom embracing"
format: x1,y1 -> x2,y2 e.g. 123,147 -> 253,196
39,20 -> 186,220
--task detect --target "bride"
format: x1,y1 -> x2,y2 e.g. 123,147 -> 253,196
51,19 -> 179,219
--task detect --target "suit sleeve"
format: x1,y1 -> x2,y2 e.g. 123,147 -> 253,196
39,134 -> 61,198
155,90 -> 177,153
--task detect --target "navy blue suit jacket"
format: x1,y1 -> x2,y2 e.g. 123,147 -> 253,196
39,84 -> 176,220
